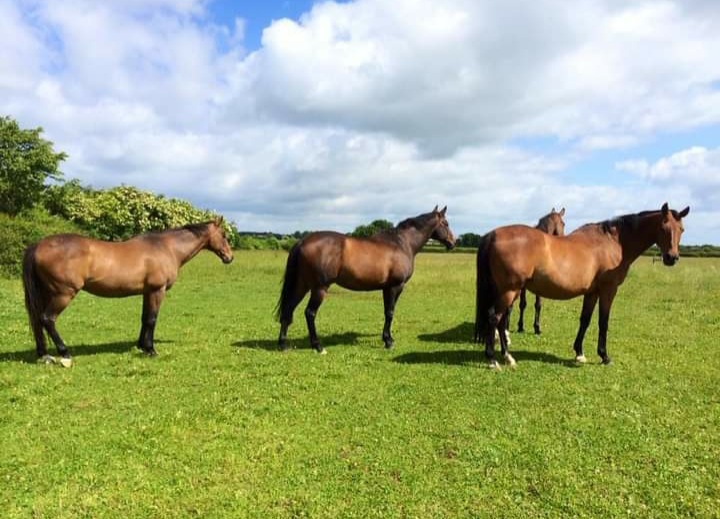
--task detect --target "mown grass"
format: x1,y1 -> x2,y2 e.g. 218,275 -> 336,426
1,251 -> 718,518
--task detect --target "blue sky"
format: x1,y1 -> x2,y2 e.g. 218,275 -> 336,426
2,0 -> 718,243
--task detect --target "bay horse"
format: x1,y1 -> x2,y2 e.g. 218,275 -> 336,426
277,206 -> 456,353
474,203 -> 689,369
514,208 -> 566,334
23,218 -> 234,366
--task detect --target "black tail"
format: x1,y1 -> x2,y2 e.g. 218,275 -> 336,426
22,244 -> 47,356
275,241 -> 302,324
474,231 -> 497,343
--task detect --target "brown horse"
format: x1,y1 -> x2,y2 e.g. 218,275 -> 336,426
514,208 -> 566,334
475,203 -> 689,369
277,206 -> 456,353
23,218 -> 234,366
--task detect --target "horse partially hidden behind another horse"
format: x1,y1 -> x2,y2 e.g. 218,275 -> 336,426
23,218 -> 234,366
277,206 -> 456,353
514,208 -> 565,335
475,203 -> 689,369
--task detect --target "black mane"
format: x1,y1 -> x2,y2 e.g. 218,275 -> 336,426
181,221 -> 211,237
371,212 -> 436,243
594,210 -> 660,234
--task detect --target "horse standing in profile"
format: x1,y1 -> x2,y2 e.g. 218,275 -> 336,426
475,203 -> 689,369
23,218 -> 234,366
514,208 -> 565,334
277,206 -> 456,353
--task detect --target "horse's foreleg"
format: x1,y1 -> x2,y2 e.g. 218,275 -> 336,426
140,288 -> 166,356
573,292 -> 598,363
517,288 -> 527,332
382,285 -> 404,349
305,287 -> 327,354
42,293 -> 75,367
533,294 -> 542,335
597,287 -> 617,365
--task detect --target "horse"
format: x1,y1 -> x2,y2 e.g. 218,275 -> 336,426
474,203 -> 689,369
276,206 -> 456,353
23,218 -> 234,366
513,208 -> 566,334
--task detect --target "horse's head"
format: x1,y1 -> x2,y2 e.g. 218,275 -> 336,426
541,207 -> 566,236
656,203 -> 689,266
207,216 -> 234,264
430,205 -> 456,250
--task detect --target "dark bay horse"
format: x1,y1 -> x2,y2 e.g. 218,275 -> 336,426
277,206 -> 456,353
514,208 -> 565,334
475,203 -> 689,369
23,218 -> 234,366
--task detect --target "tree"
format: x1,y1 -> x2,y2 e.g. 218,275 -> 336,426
457,232 -> 483,248
351,219 -> 394,238
0,116 -> 67,215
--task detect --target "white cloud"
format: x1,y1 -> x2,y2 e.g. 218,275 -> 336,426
2,0 -> 720,243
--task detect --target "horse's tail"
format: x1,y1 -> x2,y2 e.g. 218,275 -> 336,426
275,241 -> 303,324
474,231 -> 497,343
22,244 -> 47,355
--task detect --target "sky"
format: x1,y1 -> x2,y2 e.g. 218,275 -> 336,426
2,0 -> 719,243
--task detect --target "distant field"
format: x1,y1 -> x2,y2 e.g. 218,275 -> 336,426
1,251 -> 718,518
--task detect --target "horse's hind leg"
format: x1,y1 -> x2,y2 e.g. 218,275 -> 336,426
573,292 -> 598,363
278,282 -> 309,351
517,288 -> 527,332
305,287 -> 328,354
533,295 -> 542,335
42,293 -> 75,367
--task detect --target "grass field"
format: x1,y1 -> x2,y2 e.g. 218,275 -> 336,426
1,251 -> 719,518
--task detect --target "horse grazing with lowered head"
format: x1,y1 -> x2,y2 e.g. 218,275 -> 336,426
277,206 -> 456,353
23,218 -> 234,366
513,208 -> 566,334
475,203 -> 689,369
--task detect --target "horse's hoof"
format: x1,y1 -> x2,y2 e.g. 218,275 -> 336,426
504,355 -> 517,369
316,348 -> 327,355
59,357 -> 73,368
143,349 -> 158,357
384,341 -> 394,349
487,360 -> 501,371
575,355 -> 587,364
601,357 -> 612,366
278,345 -> 290,352
38,354 -> 56,365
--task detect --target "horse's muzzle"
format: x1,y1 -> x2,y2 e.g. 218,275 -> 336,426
662,253 -> 678,266
222,255 -> 234,264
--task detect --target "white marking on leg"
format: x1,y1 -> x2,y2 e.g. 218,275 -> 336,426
59,357 -> 73,368
487,359 -> 501,371
575,354 -> 587,364
504,353 -> 517,369
39,355 -> 56,365
504,330 -> 512,346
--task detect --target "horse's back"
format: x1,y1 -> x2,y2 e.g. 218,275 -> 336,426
296,232 -> 408,290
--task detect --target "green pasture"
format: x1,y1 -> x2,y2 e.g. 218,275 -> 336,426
1,252 -> 718,518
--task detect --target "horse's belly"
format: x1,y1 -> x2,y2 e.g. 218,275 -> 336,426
527,272 -> 593,300
83,278 -> 145,297
336,266 -> 388,291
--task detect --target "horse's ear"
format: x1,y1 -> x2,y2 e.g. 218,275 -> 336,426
552,207 -> 556,213
433,204 -> 438,213
679,206 -> 690,218
215,215 -> 224,226
440,206 -> 447,216
661,202 -> 669,216
559,207 -> 565,217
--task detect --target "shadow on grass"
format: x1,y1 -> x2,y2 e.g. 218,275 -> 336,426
417,321 -> 476,344
0,340 -> 173,363
393,348 -> 575,367
233,332 -> 375,352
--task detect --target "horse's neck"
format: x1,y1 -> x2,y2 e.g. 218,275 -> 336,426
399,226 -> 432,255
619,213 -> 661,265
173,229 -> 209,266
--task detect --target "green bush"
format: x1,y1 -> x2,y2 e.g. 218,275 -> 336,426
44,182 -> 242,247
0,208 -> 83,277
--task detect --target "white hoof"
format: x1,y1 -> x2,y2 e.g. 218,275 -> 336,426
575,355 -> 587,364
487,360 -> 502,371
504,354 -> 517,369
317,349 -> 327,355
39,354 -> 56,365
504,330 -> 512,346
59,357 -> 73,368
